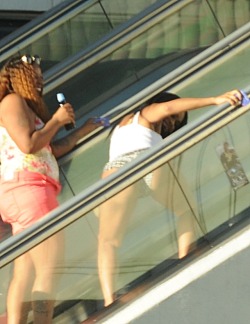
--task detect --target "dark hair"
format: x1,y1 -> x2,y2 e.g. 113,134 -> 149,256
109,91 -> 188,138
146,91 -> 188,138
145,91 -> 180,105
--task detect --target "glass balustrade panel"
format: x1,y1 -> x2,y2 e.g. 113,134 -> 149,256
45,0 -> 247,119
1,110 -> 250,320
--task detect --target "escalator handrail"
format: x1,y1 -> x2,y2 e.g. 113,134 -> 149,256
0,0 -> 183,65
43,0 -> 202,90
1,15 -> 250,265
43,18 -> 250,138
0,0 -> 98,60
56,22 -> 250,165
1,97 -> 249,267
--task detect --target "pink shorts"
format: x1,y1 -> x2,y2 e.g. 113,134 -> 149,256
0,171 -> 61,235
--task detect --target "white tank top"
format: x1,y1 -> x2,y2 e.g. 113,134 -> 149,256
109,111 -> 162,162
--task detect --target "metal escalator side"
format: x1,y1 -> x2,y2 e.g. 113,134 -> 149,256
45,24 -> 250,321
84,96 -> 250,324
1,1 -> 249,266
0,12 -> 248,261
56,22 -> 250,200
1,95 -> 250,322
0,0 -> 248,122
42,0 -> 250,125
1,16 -> 250,323
0,0 -> 177,69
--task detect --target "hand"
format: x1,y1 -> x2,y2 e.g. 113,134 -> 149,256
51,117 -> 109,158
53,103 -> 75,126
214,89 -> 242,106
77,117 -> 104,136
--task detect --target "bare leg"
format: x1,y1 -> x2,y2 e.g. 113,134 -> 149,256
6,253 -> 34,324
30,230 -> 64,323
98,169 -> 138,307
151,163 -> 196,259
175,212 -> 195,258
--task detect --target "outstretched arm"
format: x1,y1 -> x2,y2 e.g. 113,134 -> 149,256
51,118 -> 103,158
141,90 -> 242,123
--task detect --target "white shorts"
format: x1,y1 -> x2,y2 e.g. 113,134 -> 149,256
104,150 -> 152,197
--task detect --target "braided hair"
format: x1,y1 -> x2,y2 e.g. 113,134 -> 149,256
0,56 -> 50,123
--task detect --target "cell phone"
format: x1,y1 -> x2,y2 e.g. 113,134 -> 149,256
94,117 -> 110,127
240,90 -> 250,106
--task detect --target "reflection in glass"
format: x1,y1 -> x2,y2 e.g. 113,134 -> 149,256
20,0 -> 156,71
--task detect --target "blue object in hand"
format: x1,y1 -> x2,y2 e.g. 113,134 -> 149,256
94,117 -> 110,127
240,90 -> 250,106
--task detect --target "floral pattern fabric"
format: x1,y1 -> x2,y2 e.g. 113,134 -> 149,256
0,117 -> 59,181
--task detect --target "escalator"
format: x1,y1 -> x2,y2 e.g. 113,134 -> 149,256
0,0 -> 178,69
1,92 -> 250,322
56,21 -> 250,199
84,95 -> 250,324
0,19 -> 250,322
0,11 -> 40,40
42,0 -> 250,123
1,0 -> 250,321
0,0 -> 248,125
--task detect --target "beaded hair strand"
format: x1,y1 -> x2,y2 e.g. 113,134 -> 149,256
0,66 -> 11,101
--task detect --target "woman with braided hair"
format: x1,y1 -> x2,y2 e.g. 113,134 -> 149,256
0,55 -> 103,323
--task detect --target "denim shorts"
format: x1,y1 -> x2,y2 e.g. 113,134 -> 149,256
104,150 -> 152,197
0,171 -> 61,235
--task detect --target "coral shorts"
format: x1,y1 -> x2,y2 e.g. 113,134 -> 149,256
0,171 -> 61,235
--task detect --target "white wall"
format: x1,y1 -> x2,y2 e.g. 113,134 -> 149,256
0,0 -> 65,11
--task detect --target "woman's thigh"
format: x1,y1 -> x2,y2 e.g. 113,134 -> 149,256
99,168 -> 138,246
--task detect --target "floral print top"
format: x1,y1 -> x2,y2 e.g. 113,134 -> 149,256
0,116 -> 59,181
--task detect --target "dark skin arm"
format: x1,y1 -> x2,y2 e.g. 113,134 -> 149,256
51,117 -> 103,158
0,93 -> 103,158
0,93 -> 75,154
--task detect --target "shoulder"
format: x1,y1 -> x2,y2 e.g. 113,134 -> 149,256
1,93 -> 25,106
0,93 -> 28,114
0,93 -> 31,125
140,102 -> 173,124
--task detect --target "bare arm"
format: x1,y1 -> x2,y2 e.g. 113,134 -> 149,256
0,93 -> 75,154
51,118 -> 103,158
141,90 -> 242,123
